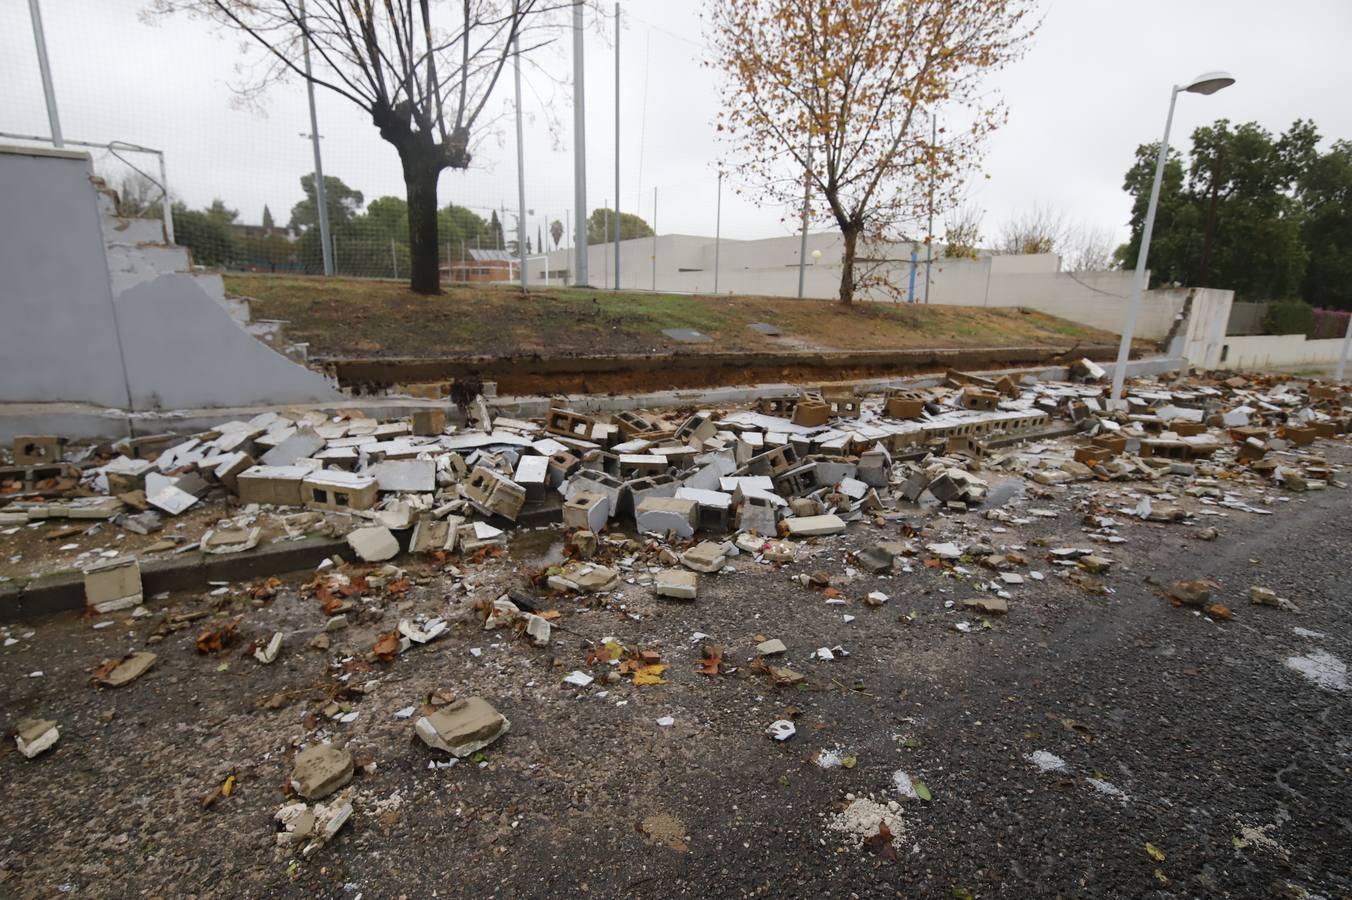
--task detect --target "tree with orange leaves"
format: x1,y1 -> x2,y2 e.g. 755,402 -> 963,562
706,0 -> 1037,304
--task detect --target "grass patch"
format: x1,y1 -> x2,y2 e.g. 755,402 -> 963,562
226,273 -> 1119,359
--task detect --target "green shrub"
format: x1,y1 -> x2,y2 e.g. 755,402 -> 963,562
1263,300 -> 1314,335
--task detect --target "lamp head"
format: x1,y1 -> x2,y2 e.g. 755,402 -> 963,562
1183,71 -> 1235,95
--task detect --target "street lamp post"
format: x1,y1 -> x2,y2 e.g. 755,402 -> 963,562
1110,71 -> 1235,399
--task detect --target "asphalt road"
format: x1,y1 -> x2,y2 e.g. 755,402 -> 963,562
1,460 -> 1348,898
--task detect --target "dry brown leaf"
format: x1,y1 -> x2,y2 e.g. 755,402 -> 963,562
372,630 -> 401,663
697,645 -> 723,676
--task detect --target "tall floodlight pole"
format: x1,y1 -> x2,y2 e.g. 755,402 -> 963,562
797,145 -> 811,298
27,0 -> 63,148
514,31 -> 528,290
924,113 -> 935,304
651,187 -> 658,292
714,169 -> 723,294
572,1 -> 590,286
1112,71 -> 1235,398
300,0 -> 335,277
613,2 -> 621,291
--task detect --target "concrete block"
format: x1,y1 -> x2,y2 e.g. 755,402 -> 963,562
563,491 -> 610,533
622,473 -> 679,517
564,470 -> 625,511
104,456 -> 154,494
260,428 -> 325,466
636,495 -> 698,538
212,451 -> 255,493
961,387 -> 1000,411
411,408 -> 447,436
783,514 -> 846,537
14,435 -> 62,465
291,744 -> 353,800
463,466 -> 527,521
301,471 -> 378,512
655,568 -> 698,600
368,459 -> 437,493
735,494 -> 779,535
673,412 -> 718,446
546,407 -> 596,440
792,398 -> 830,427
680,540 -> 727,573
83,556 -> 142,613
772,462 -> 818,497
675,486 -> 734,532
618,453 -> 669,478
347,525 -> 400,562
237,464 -> 309,506
747,445 -> 799,477
415,697 -> 510,757
514,455 -> 550,502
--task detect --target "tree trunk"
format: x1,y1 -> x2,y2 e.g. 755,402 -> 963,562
838,224 -> 860,305
401,148 -> 444,295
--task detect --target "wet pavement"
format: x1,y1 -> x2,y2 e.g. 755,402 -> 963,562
1,453 -> 1350,898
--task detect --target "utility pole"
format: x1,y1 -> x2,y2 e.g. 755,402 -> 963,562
513,30 -> 527,290
300,0 -> 334,276
651,187 -> 657,292
603,202 -> 610,289
572,1 -> 589,286
924,112 -> 935,304
613,2 -> 621,292
391,238 -> 398,279
714,169 -> 723,294
27,0 -> 63,149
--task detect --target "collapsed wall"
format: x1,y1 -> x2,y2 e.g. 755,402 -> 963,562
0,144 -> 340,414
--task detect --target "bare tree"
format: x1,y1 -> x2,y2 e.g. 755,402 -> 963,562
997,205 -> 1066,256
1061,223 -> 1117,272
943,203 -> 984,259
113,171 -> 165,218
150,0 -> 571,294
707,0 -> 1036,305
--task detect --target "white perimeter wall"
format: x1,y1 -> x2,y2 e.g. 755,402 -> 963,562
536,233 -> 1188,340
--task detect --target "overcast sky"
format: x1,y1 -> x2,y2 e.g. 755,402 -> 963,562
2,0 -> 1349,251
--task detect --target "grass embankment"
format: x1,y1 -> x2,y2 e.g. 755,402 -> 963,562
226,273 -> 1113,359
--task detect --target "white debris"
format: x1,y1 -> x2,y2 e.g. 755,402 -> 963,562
1025,750 -> 1068,773
766,720 -> 796,741
1284,650 -> 1347,692
563,671 -> 594,687
826,797 -> 908,850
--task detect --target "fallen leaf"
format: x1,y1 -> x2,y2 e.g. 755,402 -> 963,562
372,630 -> 401,663
221,773 -> 236,797
195,617 -> 241,654
385,577 -> 411,595
697,645 -> 723,676
1205,602 -> 1232,621
1153,868 -> 1169,885
862,821 -> 897,861
840,755 -> 857,769
632,663 -> 668,686
914,780 -> 932,802
1145,842 -> 1165,862
538,609 -> 562,621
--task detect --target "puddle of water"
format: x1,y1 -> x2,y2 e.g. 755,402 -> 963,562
1284,650 -> 1348,692
986,477 -> 1027,509
510,528 -> 567,570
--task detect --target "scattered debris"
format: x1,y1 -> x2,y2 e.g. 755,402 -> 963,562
14,718 -> 59,759
415,697 -> 510,756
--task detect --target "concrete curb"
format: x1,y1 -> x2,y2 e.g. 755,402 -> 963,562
0,535 -> 346,621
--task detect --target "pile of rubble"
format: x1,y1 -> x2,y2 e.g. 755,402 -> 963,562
2,366 -> 1348,609
5,364 -> 1349,863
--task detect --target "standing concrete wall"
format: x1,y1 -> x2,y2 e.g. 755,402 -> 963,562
0,144 -> 340,412
0,147 -> 133,408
